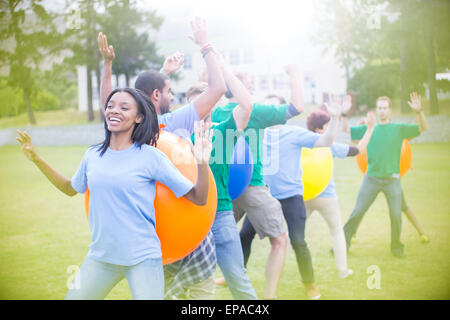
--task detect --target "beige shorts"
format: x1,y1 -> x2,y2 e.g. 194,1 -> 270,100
233,186 -> 287,239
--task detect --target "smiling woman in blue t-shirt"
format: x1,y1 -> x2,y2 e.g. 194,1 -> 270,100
16,88 -> 212,300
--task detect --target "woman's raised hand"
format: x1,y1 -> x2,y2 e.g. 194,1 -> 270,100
16,130 -> 38,162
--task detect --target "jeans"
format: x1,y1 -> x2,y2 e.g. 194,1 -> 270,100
65,256 -> 164,300
240,195 -> 315,284
211,210 -> 258,300
344,175 -> 404,255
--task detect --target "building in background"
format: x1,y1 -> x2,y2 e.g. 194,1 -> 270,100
146,12 -> 347,106
77,1 -> 348,111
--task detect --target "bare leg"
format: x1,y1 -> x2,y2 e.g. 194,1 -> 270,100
401,189 -> 429,243
265,233 -> 288,299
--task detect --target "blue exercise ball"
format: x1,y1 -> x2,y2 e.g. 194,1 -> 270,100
228,135 -> 253,200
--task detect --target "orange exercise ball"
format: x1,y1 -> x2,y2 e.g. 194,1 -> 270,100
84,130 -> 217,265
356,139 -> 412,177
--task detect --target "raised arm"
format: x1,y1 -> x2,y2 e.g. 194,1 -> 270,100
187,18 -> 227,119
354,111 -> 376,154
98,32 -> 115,108
408,92 -> 428,132
16,130 -> 77,197
214,53 -> 253,131
285,64 -> 304,113
314,95 -> 342,147
160,52 -> 184,76
183,121 -> 213,206
341,94 -> 352,133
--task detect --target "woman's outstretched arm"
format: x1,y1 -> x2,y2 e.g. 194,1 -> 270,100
16,130 -> 78,197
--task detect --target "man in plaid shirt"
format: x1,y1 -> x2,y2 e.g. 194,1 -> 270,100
164,231 -> 216,299
163,83 -> 218,300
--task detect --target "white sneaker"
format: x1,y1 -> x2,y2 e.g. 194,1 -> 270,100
339,269 -> 354,279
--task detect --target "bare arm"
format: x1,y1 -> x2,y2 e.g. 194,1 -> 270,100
188,18 -> 227,119
408,92 -> 428,132
98,32 -> 115,108
160,52 -> 184,76
342,116 -> 350,133
214,55 -> 253,130
285,64 -> 303,113
183,121 -> 213,206
355,111 -> 376,153
314,95 -> 342,147
341,94 -> 352,133
16,130 -> 77,197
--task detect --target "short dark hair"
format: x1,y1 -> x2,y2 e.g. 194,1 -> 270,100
187,82 -> 208,101
97,88 -> 159,156
376,96 -> 392,108
264,94 -> 286,105
306,110 -> 331,132
135,70 -> 168,98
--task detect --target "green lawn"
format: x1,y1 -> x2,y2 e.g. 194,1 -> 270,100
0,143 -> 449,300
0,109 -> 102,129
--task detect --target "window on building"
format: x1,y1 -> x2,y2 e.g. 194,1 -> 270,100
229,48 -> 240,65
184,53 -> 192,69
243,48 -> 253,64
273,74 -> 288,90
258,75 -> 269,91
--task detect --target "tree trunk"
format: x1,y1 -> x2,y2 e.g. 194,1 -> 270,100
425,26 -> 439,114
115,74 -> 120,88
399,38 -> 410,114
87,66 -> 95,122
95,64 -> 104,121
125,73 -> 130,87
24,90 -> 36,125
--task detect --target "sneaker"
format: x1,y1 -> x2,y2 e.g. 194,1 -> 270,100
304,283 -> 321,300
420,234 -> 430,244
215,277 -> 227,286
338,269 -> 354,279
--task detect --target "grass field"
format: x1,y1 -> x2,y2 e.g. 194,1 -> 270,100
0,143 -> 449,300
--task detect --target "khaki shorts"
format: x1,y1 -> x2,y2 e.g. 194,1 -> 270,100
233,186 -> 287,239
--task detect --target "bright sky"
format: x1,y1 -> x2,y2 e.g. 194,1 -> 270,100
142,0 -> 317,46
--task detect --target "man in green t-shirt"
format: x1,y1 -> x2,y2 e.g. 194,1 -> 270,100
342,93 -> 428,257
212,65 -> 304,299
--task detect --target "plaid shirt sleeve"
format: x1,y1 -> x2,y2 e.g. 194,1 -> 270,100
164,231 -> 216,299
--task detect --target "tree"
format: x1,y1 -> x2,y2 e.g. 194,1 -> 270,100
0,0 -> 63,125
313,0 -> 377,88
64,0 -> 165,121
64,0 -> 102,122
359,0 -> 449,114
316,0 -> 449,114
99,0 -> 164,87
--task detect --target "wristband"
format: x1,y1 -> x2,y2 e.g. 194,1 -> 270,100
200,43 -> 212,53
202,47 -> 214,58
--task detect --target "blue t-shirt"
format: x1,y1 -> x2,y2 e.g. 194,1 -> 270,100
263,125 -> 320,199
71,143 -> 194,266
317,142 -> 349,198
158,101 -> 200,140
